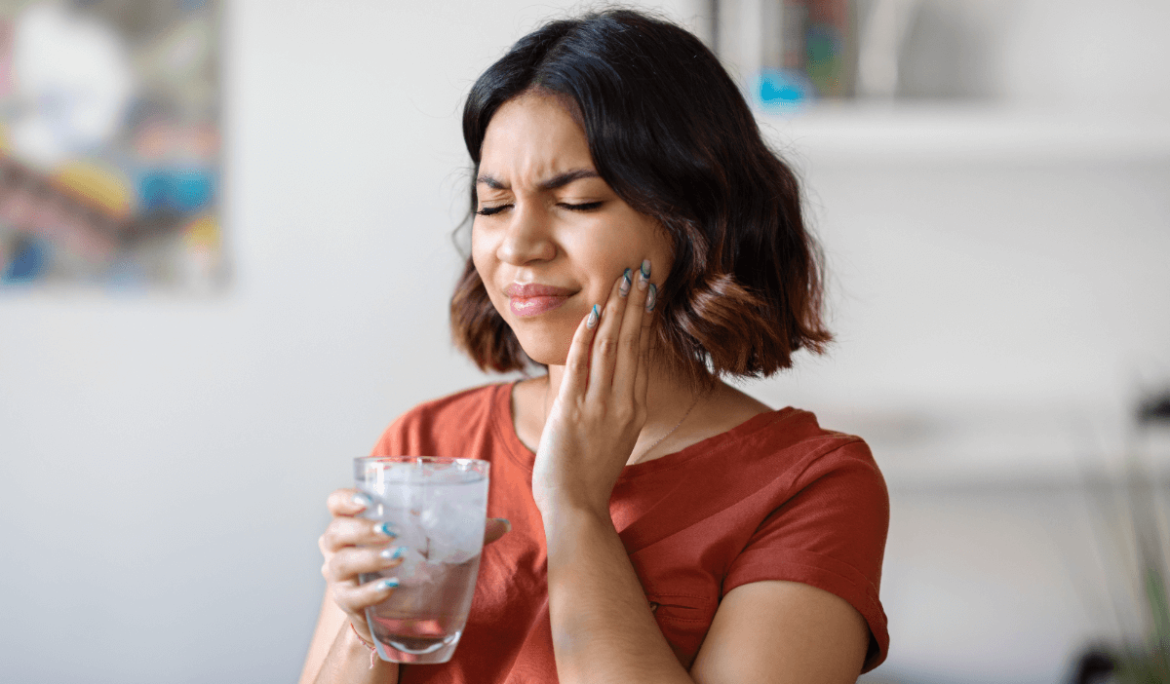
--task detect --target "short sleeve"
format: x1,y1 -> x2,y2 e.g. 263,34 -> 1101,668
723,439 -> 890,672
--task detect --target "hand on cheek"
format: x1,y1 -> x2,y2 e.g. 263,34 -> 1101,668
531,259 -> 657,518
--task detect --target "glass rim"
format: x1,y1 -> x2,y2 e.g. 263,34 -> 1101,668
354,455 -> 488,469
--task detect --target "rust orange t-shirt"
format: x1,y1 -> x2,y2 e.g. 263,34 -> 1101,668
371,382 -> 890,683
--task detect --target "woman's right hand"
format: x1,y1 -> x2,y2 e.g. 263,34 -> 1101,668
317,488 -> 514,644
318,488 -> 406,644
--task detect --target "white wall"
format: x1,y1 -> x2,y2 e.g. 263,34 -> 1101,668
2,1 -> 1168,683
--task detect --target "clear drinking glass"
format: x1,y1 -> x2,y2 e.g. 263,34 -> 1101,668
354,456 -> 490,664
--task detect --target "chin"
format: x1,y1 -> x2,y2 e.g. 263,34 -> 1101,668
512,328 -> 573,367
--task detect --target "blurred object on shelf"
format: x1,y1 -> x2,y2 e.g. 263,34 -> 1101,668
0,0 -> 224,293
711,0 -> 1170,111
1068,648 -> 1116,684
1139,393 -> 1170,426
752,68 -> 815,113
804,0 -> 853,97
1067,386 -> 1170,684
716,0 -> 858,110
854,0 -> 920,99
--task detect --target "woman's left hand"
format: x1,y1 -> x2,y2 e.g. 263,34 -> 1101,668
531,260 -> 657,519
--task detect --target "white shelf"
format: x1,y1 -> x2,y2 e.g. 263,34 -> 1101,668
754,102 -> 1170,165
815,403 -> 1165,492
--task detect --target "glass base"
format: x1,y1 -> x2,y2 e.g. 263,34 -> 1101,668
373,630 -> 462,664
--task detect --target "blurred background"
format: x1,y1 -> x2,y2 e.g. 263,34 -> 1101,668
1,0 -> 1168,682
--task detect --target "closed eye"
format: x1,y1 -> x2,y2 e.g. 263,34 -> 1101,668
477,201 -> 603,216
560,201 -> 603,212
476,204 -> 511,216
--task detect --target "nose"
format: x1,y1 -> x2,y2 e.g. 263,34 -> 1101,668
496,202 -> 556,266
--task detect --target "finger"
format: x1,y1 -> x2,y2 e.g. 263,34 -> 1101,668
612,263 -> 649,404
323,544 -> 407,583
560,302 -> 601,400
586,269 -> 633,400
484,517 -> 512,545
319,516 -> 400,554
634,262 -> 655,407
332,575 -> 400,616
328,488 -> 373,517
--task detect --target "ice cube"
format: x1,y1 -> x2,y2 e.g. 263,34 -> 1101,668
418,501 -> 482,564
391,546 -> 429,587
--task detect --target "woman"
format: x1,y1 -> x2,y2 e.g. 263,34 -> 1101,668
301,9 -> 888,684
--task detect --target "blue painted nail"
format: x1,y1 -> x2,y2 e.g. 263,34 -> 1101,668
646,283 -> 658,312
638,259 -> 651,290
375,522 -> 398,538
352,492 -> 372,508
381,546 -> 407,561
586,304 -> 600,329
379,577 -> 399,590
619,268 -> 632,297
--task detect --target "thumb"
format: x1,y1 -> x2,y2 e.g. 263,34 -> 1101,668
483,517 -> 512,545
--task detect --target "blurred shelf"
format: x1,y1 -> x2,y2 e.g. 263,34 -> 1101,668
816,403 -> 1170,492
754,101 -> 1170,165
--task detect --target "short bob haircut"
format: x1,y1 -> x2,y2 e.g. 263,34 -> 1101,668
451,8 -> 831,388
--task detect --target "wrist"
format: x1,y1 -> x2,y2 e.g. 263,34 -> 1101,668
540,503 -> 613,543
348,621 -> 385,670
349,622 -> 375,649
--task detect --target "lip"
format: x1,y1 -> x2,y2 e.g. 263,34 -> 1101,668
505,282 -> 575,318
505,283 -> 575,297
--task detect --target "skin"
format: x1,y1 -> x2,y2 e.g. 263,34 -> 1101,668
300,92 -> 870,684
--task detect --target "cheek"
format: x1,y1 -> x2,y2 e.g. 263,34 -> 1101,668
611,214 -> 673,271
470,228 -> 503,304
470,224 -> 493,277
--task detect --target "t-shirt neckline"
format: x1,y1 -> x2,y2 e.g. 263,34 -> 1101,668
493,380 -> 795,481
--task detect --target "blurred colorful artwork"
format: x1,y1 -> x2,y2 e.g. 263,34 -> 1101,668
0,0 -> 222,291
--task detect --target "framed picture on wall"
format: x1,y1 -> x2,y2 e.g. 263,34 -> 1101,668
0,0 -> 224,291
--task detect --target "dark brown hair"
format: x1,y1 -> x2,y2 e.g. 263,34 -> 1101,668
451,9 -> 831,387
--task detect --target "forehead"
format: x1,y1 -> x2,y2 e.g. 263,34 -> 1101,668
479,92 -> 594,181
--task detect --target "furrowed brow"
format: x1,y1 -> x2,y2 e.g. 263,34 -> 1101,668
476,174 -> 508,190
537,169 -> 600,191
475,169 -> 600,192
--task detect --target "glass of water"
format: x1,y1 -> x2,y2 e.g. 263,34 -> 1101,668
354,456 -> 490,664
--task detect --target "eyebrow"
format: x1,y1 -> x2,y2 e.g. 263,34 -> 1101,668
476,168 -> 600,192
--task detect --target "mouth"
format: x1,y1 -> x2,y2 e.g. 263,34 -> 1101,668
505,283 -> 575,318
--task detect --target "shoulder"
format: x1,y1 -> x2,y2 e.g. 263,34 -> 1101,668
755,409 -> 889,535
370,383 -> 508,457
787,413 -> 885,504
717,405 -> 881,491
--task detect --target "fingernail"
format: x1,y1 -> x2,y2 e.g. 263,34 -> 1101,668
497,518 -> 512,533
646,283 -> 657,312
379,577 -> 399,590
352,492 -> 372,508
638,259 -> 651,290
619,268 -> 632,297
586,304 -> 600,329
381,546 -> 407,561
374,522 -> 398,538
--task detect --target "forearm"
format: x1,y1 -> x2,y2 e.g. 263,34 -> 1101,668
312,623 -> 399,684
543,507 -> 693,684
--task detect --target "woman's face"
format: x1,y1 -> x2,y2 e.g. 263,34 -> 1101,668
472,91 -> 672,366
